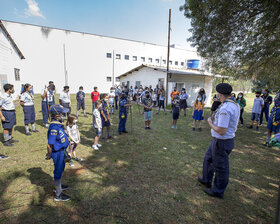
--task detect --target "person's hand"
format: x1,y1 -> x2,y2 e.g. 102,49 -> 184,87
1,116 -> 5,122
192,112 -> 194,116
207,117 -> 212,124
45,152 -> 51,160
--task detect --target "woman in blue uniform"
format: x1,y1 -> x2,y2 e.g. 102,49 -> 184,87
179,88 -> 188,116
20,83 -> 39,135
0,84 -> 19,147
118,92 -> 131,135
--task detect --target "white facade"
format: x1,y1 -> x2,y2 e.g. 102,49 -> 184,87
0,20 -> 206,95
0,24 -> 23,94
118,65 -> 214,106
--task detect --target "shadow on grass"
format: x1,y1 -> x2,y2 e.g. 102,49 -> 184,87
14,126 -> 26,135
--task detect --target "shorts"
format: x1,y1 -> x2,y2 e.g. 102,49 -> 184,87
77,101 -> 85,110
144,111 -> 153,121
95,128 -> 102,137
173,112 -> 179,120
51,150 -> 66,180
1,110 -> 16,129
251,113 -> 260,121
267,118 -> 280,133
23,105 -> 35,125
193,110 -> 204,121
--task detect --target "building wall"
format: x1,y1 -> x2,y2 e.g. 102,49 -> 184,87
120,68 -> 213,106
0,28 -> 22,95
1,21 -> 204,94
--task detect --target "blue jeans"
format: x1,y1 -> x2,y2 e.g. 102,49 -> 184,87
260,106 -> 270,125
92,101 -> 96,112
202,138 -> 234,197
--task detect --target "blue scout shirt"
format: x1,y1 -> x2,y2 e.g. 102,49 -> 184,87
102,101 -> 109,117
119,98 -> 127,113
180,92 -> 189,100
211,100 -> 240,140
76,91 -> 85,103
172,99 -> 180,114
47,122 -> 69,151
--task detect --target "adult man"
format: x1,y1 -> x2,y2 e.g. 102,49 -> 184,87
41,82 -> 56,128
114,85 -> 120,110
59,86 -> 71,115
260,89 -> 273,126
198,83 -> 240,199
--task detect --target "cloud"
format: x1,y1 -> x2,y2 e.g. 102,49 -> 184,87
24,0 -> 45,19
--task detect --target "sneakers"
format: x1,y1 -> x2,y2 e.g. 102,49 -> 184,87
247,125 -> 253,129
4,141 -> 13,147
53,185 -> 69,193
256,126 -> 260,131
0,154 -> 9,160
69,160 -> 75,167
45,124 -> 49,128
54,192 -> 71,202
31,130 -> 39,133
203,188 -> 223,199
26,132 -> 32,136
198,128 -> 202,132
9,138 -> 19,143
122,131 -> 128,133
107,136 -> 112,139
240,124 -> 243,127
92,145 -> 99,150
73,157 -> 83,162
97,144 -> 102,148
197,176 -> 211,188
84,114 -> 88,117
171,125 -> 175,129
192,127 -> 195,131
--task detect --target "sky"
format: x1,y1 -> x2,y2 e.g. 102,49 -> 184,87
0,0 -> 194,50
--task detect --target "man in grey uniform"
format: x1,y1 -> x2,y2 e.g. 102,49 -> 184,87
198,83 -> 240,198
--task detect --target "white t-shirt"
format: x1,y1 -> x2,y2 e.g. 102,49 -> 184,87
20,92 -> 34,106
59,91 -> 71,103
109,92 -> 115,105
66,124 -> 79,144
0,93 -> 15,110
93,109 -> 102,129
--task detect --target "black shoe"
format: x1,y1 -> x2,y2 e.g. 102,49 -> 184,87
0,154 -> 9,160
31,130 -> 39,132
192,127 -> 195,131
84,114 -> 88,117
26,132 -> 32,136
9,139 -> 19,143
203,188 -> 223,199
263,142 -> 272,148
119,132 -> 122,135
123,131 -> 128,133
184,114 -> 186,117
247,125 -> 253,129
107,136 -> 112,139
148,127 -> 151,129
4,141 -> 14,147
198,128 -> 202,132
198,176 -> 211,188
256,127 -> 260,131
54,192 -> 71,202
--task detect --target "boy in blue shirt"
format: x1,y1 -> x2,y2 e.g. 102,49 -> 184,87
46,104 -> 70,202
172,95 -> 180,129
248,91 -> 264,131
118,92 -> 131,135
76,86 -> 87,118
264,94 -> 280,147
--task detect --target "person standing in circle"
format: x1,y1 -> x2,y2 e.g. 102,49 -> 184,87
198,83 -> 240,199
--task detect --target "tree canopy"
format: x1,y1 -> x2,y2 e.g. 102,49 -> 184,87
180,0 -> 280,91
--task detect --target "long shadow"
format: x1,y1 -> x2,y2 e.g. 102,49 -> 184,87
14,126 -> 26,135
35,118 -> 45,128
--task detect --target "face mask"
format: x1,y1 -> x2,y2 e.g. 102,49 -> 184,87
58,116 -> 66,123
182,91 -> 185,93
11,90 -> 15,94
238,95 -> 242,98
197,98 -> 202,102
74,120 -> 78,124
256,95 -> 260,97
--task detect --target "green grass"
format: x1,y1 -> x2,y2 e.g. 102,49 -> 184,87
0,93 -> 279,224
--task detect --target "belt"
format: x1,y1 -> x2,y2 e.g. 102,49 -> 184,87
2,109 -> 15,112
213,137 -> 234,141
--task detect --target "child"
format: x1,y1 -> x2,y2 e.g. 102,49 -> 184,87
0,84 -> 19,146
92,100 -> 103,150
236,92 -> 246,127
91,86 -> 100,112
76,86 -> 87,118
46,104 -> 70,202
179,88 -> 188,116
118,92 -> 131,135
66,114 -> 82,167
264,94 -> 280,147
20,83 -> 39,135
248,91 -> 264,131
108,87 -> 115,114
157,88 -> 166,114
100,94 -> 112,139
142,91 -> 154,129
171,87 -> 180,113
59,86 -> 71,115
151,90 -> 157,107
192,95 -> 205,131
172,95 -> 180,129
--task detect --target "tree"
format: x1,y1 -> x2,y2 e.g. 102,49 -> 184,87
180,0 -> 280,91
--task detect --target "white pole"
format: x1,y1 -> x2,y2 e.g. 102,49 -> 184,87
63,44 -> 68,86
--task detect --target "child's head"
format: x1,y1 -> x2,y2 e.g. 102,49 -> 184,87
50,105 -> 68,122
255,91 -> 261,97
64,86 -> 70,92
67,114 -> 78,126
95,100 -> 102,109
100,93 -> 107,101
94,86 -> 98,91
182,88 -> 186,93
4,83 -> 14,94
23,83 -> 32,93
79,86 -> 83,91
238,92 -> 243,99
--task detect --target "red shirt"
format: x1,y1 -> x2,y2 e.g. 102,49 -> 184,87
91,91 -> 99,102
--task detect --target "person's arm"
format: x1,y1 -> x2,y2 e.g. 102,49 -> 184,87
46,144 -> 53,160
124,103 -> 132,107
41,86 -> 48,99
207,108 -> 230,136
243,99 -> 246,107
0,107 -> 5,122
77,130 -> 81,143
208,118 -> 227,136
100,110 -> 107,121
269,96 -> 273,105
261,99 -> 264,108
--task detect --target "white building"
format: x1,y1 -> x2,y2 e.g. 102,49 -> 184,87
0,20 -> 209,97
118,64 -> 215,106
0,21 -> 25,94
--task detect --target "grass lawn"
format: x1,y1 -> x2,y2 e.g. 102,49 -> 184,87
0,93 -> 279,224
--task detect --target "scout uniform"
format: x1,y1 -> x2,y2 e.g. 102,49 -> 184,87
200,83 -> 240,198
41,87 -> 55,125
59,90 -> 71,115
20,90 -> 38,135
47,104 -> 70,201
118,93 -> 128,134
76,89 -> 86,117
0,92 -> 17,146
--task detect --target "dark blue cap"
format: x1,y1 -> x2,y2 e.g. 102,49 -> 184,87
50,104 -> 69,116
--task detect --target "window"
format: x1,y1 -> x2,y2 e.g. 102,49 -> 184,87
141,57 -> 145,62
175,61 -> 178,66
115,77 -> 120,82
133,56 -> 137,61
155,59 -> 160,64
169,60 -> 172,65
116,54 -> 121,59
181,62 -> 184,66
106,53 -> 112,58
106,77 -> 112,82
125,55 -> 129,60
162,60 -> 166,64
148,58 -> 152,63
14,68 -> 20,81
